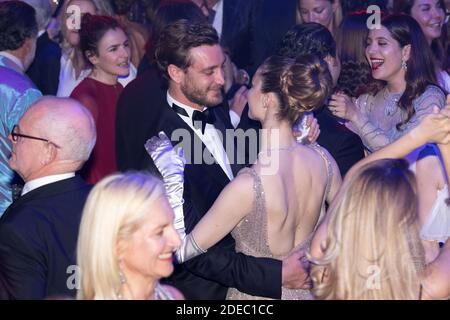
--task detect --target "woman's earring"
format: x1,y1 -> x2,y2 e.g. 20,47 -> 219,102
118,259 -> 127,284
401,59 -> 408,71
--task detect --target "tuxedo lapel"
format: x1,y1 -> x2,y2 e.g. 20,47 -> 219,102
159,103 -> 231,189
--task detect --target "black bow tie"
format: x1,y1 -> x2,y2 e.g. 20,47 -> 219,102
172,104 -> 215,134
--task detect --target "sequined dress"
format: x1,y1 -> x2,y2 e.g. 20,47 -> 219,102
347,85 -> 445,152
226,144 -> 332,300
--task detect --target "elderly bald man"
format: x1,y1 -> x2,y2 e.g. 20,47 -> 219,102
0,96 -> 96,300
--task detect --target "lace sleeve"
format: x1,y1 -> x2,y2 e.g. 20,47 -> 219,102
391,86 -> 446,141
347,94 -> 391,152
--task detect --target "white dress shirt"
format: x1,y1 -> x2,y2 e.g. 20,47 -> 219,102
167,92 -> 234,180
22,173 -> 76,196
212,0 -> 224,40
0,51 -> 24,73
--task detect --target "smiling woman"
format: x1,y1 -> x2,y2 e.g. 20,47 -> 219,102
70,14 -> 130,184
76,172 -> 183,300
394,0 -> 449,91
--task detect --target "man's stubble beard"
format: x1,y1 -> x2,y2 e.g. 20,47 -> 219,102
181,78 -> 224,108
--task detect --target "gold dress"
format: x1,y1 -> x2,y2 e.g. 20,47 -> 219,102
226,144 -> 332,300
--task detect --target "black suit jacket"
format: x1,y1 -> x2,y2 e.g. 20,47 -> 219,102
220,0 -> 258,72
315,106 -> 365,176
0,176 -> 91,300
250,0 -> 297,75
26,32 -> 61,95
116,70 -> 281,300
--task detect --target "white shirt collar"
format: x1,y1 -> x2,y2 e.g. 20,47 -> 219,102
38,30 -> 46,38
212,0 -> 223,39
167,91 -> 206,118
22,173 -> 76,196
0,51 -> 24,73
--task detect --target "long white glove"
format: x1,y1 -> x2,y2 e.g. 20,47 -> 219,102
175,233 -> 206,264
145,131 -> 186,239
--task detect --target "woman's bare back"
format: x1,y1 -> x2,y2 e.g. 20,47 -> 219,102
252,144 -> 335,257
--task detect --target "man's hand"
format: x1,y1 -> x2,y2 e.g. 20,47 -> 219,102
228,85 -> 248,117
328,92 -> 360,122
282,249 -> 311,290
306,114 -> 320,143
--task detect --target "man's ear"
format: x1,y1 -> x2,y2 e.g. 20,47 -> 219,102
41,143 -> 58,166
167,64 -> 185,84
402,44 -> 411,62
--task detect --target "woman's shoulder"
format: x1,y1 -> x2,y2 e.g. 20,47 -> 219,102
70,78 -> 97,98
414,85 -> 446,109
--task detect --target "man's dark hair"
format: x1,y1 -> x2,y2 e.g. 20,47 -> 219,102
0,1 -> 38,51
154,19 -> 219,81
277,23 -> 336,60
111,0 -> 135,16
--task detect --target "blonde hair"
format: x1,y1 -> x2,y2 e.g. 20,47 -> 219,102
59,0 -> 114,55
296,0 -> 343,36
76,172 -> 165,300
311,159 -> 425,300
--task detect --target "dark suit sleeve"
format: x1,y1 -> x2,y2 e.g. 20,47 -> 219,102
0,216 -> 47,299
180,197 -> 282,299
331,133 -> 365,176
185,242 -> 282,299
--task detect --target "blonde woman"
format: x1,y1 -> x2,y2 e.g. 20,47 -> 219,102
76,172 -> 183,300
310,105 -> 450,299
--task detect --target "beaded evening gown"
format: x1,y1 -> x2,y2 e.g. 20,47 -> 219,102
226,144 -> 332,300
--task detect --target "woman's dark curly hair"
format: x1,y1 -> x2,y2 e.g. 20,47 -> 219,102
336,12 -> 383,97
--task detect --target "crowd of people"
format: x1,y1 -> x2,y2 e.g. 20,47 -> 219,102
0,0 -> 449,300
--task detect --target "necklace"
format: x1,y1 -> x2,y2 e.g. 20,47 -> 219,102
382,87 -> 402,117
258,145 -> 298,156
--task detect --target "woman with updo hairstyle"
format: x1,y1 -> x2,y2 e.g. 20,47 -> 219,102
146,54 -> 343,300
70,14 -> 131,184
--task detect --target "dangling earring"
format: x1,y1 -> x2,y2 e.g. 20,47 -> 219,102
401,59 -> 408,71
118,259 -> 127,284
116,259 -> 127,299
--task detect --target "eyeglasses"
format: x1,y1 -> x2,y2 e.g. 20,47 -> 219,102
11,125 -> 61,149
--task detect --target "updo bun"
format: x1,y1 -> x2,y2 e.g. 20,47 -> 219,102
260,55 -> 332,124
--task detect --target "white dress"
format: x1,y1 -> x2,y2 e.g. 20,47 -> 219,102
408,145 -> 450,244
56,52 -> 137,97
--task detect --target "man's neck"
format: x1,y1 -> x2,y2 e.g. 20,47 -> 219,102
168,86 -> 203,111
0,51 -> 25,73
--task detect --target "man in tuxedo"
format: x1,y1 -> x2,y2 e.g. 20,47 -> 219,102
24,0 -> 62,95
0,97 -> 96,299
116,20 -> 309,300
192,0 -> 257,72
0,1 -> 42,217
